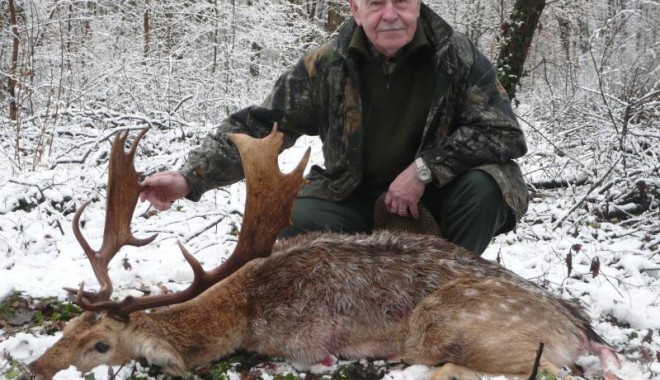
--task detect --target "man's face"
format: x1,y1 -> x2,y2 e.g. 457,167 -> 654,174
349,0 -> 421,57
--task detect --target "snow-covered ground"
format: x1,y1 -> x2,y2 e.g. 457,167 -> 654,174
1,122 -> 659,379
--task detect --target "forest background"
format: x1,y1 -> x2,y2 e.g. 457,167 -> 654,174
0,0 -> 659,379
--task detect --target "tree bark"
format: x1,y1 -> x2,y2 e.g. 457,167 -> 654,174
143,0 -> 150,64
497,0 -> 545,100
212,0 -> 218,74
326,0 -> 348,33
250,42 -> 262,78
8,0 -> 20,121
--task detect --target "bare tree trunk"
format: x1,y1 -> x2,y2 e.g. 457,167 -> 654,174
307,0 -> 318,21
212,0 -> 219,73
250,42 -> 262,78
83,1 -> 92,39
326,0 -> 347,33
577,16 -> 590,54
8,0 -> 20,122
497,0 -> 546,100
67,3 -> 73,67
143,0 -> 150,64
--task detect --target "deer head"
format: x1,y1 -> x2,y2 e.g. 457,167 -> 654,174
28,126 -> 310,379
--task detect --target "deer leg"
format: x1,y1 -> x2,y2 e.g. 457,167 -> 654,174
428,363 -> 484,380
428,362 -> 519,380
402,280 -> 573,377
429,361 -> 575,380
590,343 -> 621,380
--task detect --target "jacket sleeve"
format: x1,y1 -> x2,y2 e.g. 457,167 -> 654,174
420,47 -> 527,187
179,57 -> 317,201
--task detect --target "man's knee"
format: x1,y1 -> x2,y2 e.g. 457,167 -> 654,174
447,171 -> 510,231
424,170 -> 511,254
279,196 -> 373,239
279,198 -> 328,239
455,170 -> 504,207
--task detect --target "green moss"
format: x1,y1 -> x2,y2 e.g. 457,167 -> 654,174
0,291 -> 23,318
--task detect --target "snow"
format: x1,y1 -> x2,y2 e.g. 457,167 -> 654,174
1,129 -> 658,379
1,0 -> 659,377
382,365 -> 432,379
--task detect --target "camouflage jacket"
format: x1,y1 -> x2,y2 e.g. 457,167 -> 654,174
181,4 -> 529,228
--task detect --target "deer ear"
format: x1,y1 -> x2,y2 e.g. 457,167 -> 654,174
137,338 -> 188,377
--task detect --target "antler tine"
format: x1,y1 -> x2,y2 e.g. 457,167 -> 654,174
67,128 -> 158,306
88,124 -> 310,318
65,241 -> 206,317
227,124 -> 310,260
103,128 -> 157,248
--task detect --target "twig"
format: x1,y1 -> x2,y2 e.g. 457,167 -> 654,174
184,213 -> 232,243
171,95 -> 193,115
108,361 -> 127,380
7,178 -> 48,202
528,342 -> 545,380
515,114 -> 586,169
530,177 -> 589,190
50,126 -> 148,168
552,156 -> 622,231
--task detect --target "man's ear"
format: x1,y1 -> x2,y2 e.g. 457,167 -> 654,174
348,0 -> 361,25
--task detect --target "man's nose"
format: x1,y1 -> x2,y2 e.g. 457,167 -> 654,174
381,1 -> 398,20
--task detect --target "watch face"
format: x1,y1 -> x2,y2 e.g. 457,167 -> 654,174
418,168 -> 432,182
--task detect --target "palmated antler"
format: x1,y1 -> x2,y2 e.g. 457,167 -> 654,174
75,125 -> 310,319
66,128 -> 158,306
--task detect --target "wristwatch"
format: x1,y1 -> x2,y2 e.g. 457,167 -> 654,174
415,157 -> 432,184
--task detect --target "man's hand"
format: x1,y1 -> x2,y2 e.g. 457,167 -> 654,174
140,171 -> 191,211
385,163 -> 426,219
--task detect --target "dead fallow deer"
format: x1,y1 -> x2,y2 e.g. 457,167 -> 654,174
28,127 -> 621,380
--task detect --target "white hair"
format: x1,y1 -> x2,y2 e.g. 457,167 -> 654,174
353,0 -> 421,5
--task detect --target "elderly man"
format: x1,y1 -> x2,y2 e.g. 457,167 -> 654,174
140,0 -> 529,255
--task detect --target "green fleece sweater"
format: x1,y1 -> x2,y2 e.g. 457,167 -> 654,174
349,23 -> 435,195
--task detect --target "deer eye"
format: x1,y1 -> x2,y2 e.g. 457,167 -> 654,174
94,341 -> 111,353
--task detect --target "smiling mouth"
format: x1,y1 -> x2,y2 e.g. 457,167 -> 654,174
377,24 -> 406,32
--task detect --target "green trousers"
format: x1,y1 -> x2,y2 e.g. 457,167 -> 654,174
279,170 -> 511,255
